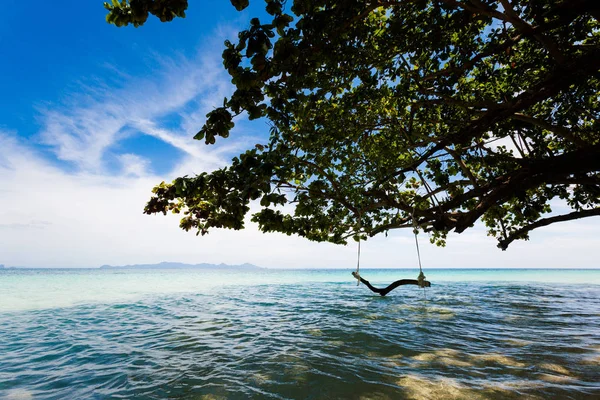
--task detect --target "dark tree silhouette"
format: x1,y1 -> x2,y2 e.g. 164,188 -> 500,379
106,1 -> 600,251
352,272 -> 431,297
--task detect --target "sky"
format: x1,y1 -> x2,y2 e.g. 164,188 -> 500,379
0,1 -> 598,269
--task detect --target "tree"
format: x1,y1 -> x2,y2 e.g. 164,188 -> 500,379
107,0 -> 600,250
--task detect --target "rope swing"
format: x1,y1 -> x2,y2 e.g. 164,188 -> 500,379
352,208 -> 431,296
355,215 -> 362,286
355,239 -> 361,286
413,208 -> 428,299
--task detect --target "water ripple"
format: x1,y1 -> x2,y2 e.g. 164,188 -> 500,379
1,279 -> 599,399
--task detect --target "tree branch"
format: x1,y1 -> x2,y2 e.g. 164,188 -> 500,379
498,0 -> 566,63
444,146 -> 480,187
352,272 -> 430,296
450,144 -> 600,232
512,113 -> 588,147
497,207 -> 600,250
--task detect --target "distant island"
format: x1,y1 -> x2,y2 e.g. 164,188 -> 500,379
98,262 -> 262,270
0,262 -> 262,269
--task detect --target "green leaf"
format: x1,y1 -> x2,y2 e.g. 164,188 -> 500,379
230,0 -> 249,12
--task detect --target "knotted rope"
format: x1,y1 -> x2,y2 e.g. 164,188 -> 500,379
355,215 -> 362,286
355,239 -> 361,286
412,208 -> 427,290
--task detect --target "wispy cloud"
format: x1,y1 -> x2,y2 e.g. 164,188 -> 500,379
0,220 -> 52,230
3,120 -> 599,269
2,20 -> 599,269
37,28 -> 238,175
118,153 -> 151,177
0,129 -> 348,268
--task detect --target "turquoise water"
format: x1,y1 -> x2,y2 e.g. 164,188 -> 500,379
0,268 -> 599,399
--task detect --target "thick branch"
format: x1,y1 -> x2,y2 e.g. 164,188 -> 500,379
497,207 -> 600,250
450,143 -> 600,232
369,144 -> 600,237
512,113 -> 588,147
498,0 -> 565,63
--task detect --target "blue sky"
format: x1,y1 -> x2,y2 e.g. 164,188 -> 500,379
1,1 -> 599,269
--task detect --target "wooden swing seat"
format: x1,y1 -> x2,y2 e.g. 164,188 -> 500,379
352,271 -> 431,296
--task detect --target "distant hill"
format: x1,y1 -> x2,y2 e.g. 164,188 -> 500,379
0,264 -> 4,269
98,262 -> 262,270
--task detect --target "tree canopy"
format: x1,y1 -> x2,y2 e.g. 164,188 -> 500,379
106,0 -> 600,250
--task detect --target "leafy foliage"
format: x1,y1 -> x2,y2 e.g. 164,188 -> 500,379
104,0 -> 188,27
109,0 -> 600,249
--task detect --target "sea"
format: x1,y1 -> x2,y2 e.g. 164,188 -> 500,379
0,268 -> 598,399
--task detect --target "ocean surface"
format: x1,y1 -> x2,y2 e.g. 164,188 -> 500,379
0,268 -> 599,399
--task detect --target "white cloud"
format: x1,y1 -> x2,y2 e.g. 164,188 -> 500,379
2,124 -> 600,269
118,153 -> 150,177
1,23 -> 599,270
37,29 -> 237,174
0,130 -> 345,268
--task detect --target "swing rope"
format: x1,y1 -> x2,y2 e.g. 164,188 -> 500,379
412,208 -> 427,291
355,239 -> 361,286
355,214 -> 362,286
353,209 -> 428,295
